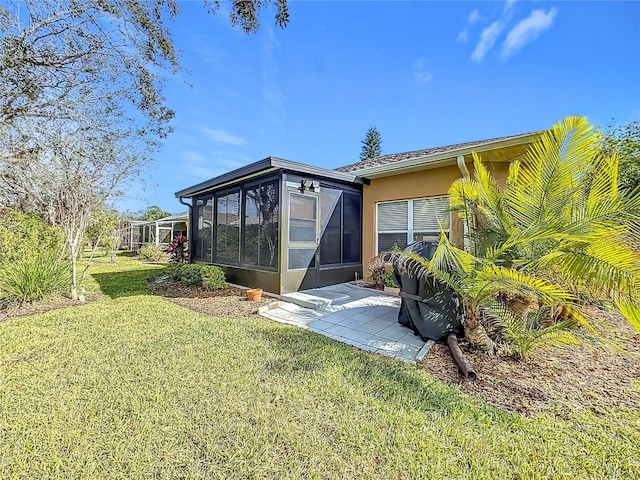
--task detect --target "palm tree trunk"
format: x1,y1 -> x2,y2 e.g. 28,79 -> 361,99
463,302 -> 495,353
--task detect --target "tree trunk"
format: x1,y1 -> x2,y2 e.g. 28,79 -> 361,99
70,248 -> 78,300
463,302 -> 495,353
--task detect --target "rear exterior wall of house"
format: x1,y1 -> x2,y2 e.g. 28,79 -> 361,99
361,160 -> 512,276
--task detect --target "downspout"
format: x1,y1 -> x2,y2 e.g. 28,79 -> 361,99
178,196 -> 193,263
456,154 -> 471,180
456,154 -> 475,254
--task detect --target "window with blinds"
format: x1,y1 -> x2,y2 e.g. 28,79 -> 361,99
376,196 -> 449,253
412,196 -> 450,242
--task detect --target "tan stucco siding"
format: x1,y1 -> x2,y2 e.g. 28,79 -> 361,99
361,159 -> 514,277
362,164 -> 463,276
486,161 -> 510,187
358,138 -> 534,278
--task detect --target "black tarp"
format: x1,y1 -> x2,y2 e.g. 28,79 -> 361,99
393,241 -> 463,342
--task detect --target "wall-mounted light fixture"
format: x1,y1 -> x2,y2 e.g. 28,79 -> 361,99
299,179 -> 319,193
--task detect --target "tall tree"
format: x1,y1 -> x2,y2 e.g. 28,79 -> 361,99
360,126 -> 382,161
0,108 -> 151,300
0,0 -> 289,299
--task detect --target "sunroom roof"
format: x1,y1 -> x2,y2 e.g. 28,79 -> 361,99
175,156 -> 367,198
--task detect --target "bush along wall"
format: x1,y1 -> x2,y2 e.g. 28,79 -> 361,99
167,263 -> 227,290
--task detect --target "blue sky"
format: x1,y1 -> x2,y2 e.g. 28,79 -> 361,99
129,0 -> 640,214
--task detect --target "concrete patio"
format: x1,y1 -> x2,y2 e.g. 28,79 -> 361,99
259,283 -> 433,364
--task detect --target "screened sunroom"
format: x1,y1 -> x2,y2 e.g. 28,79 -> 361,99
175,157 -> 367,295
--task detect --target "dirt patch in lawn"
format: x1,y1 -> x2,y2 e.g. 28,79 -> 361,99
421,305 -> 640,416
0,293 -> 101,321
146,277 -> 275,318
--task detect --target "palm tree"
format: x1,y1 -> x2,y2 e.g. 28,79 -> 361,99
399,116 -> 640,357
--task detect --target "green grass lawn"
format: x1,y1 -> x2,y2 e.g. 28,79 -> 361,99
1,257 -> 638,479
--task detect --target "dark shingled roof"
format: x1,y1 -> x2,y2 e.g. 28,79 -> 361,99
336,132 -> 539,173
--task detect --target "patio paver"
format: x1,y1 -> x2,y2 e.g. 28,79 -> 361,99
259,283 -> 429,364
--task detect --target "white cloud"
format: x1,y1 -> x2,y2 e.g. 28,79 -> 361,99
183,150 -> 207,164
182,150 -> 216,180
457,29 -> 469,43
200,128 -> 246,147
502,7 -> 557,59
471,21 -> 504,62
503,0 -> 517,14
412,58 -> 434,85
261,24 -> 286,123
457,8 -> 481,43
187,165 -> 219,180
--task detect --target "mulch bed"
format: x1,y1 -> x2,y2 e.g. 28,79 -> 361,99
145,277 -> 275,318
421,305 -> 640,416
0,293 -> 101,322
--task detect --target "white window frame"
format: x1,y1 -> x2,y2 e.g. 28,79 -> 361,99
375,195 -> 450,254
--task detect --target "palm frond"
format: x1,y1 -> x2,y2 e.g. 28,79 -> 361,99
616,299 -> 640,333
535,240 -> 639,296
482,301 -> 580,360
472,264 -> 575,304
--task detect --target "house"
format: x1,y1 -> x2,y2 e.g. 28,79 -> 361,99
120,212 -> 189,250
174,132 -> 540,294
335,132 -> 540,272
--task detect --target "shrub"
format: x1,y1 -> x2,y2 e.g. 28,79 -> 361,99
0,210 -> 68,304
201,265 -> 226,290
166,262 -> 183,281
0,209 -> 64,265
0,250 -> 69,303
140,244 -> 168,262
179,264 -> 202,286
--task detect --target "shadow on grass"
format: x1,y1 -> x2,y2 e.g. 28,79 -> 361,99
249,324 -> 489,418
90,268 -> 165,299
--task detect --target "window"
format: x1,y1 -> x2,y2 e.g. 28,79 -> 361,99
194,195 -> 213,261
242,179 -> 279,268
376,196 -> 449,253
289,193 -> 317,243
215,190 -> 240,264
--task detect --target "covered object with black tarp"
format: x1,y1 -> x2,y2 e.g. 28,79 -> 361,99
394,241 -> 464,342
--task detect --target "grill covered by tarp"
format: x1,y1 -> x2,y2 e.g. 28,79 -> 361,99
393,241 -> 464,342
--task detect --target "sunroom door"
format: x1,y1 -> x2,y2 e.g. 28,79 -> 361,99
285,186 -> 320,292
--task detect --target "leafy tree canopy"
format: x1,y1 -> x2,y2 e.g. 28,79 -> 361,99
601,118 -> 640,192
137,206 -> 172,222
0,0 -> 289,137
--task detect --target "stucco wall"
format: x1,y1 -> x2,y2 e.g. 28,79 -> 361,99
362,164 -> 461,276
361,159 -> 513,276
360,142 -> 533,277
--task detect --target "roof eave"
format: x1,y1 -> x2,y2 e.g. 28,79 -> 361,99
175,156 -> 367,199
347,132 -> 541,179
